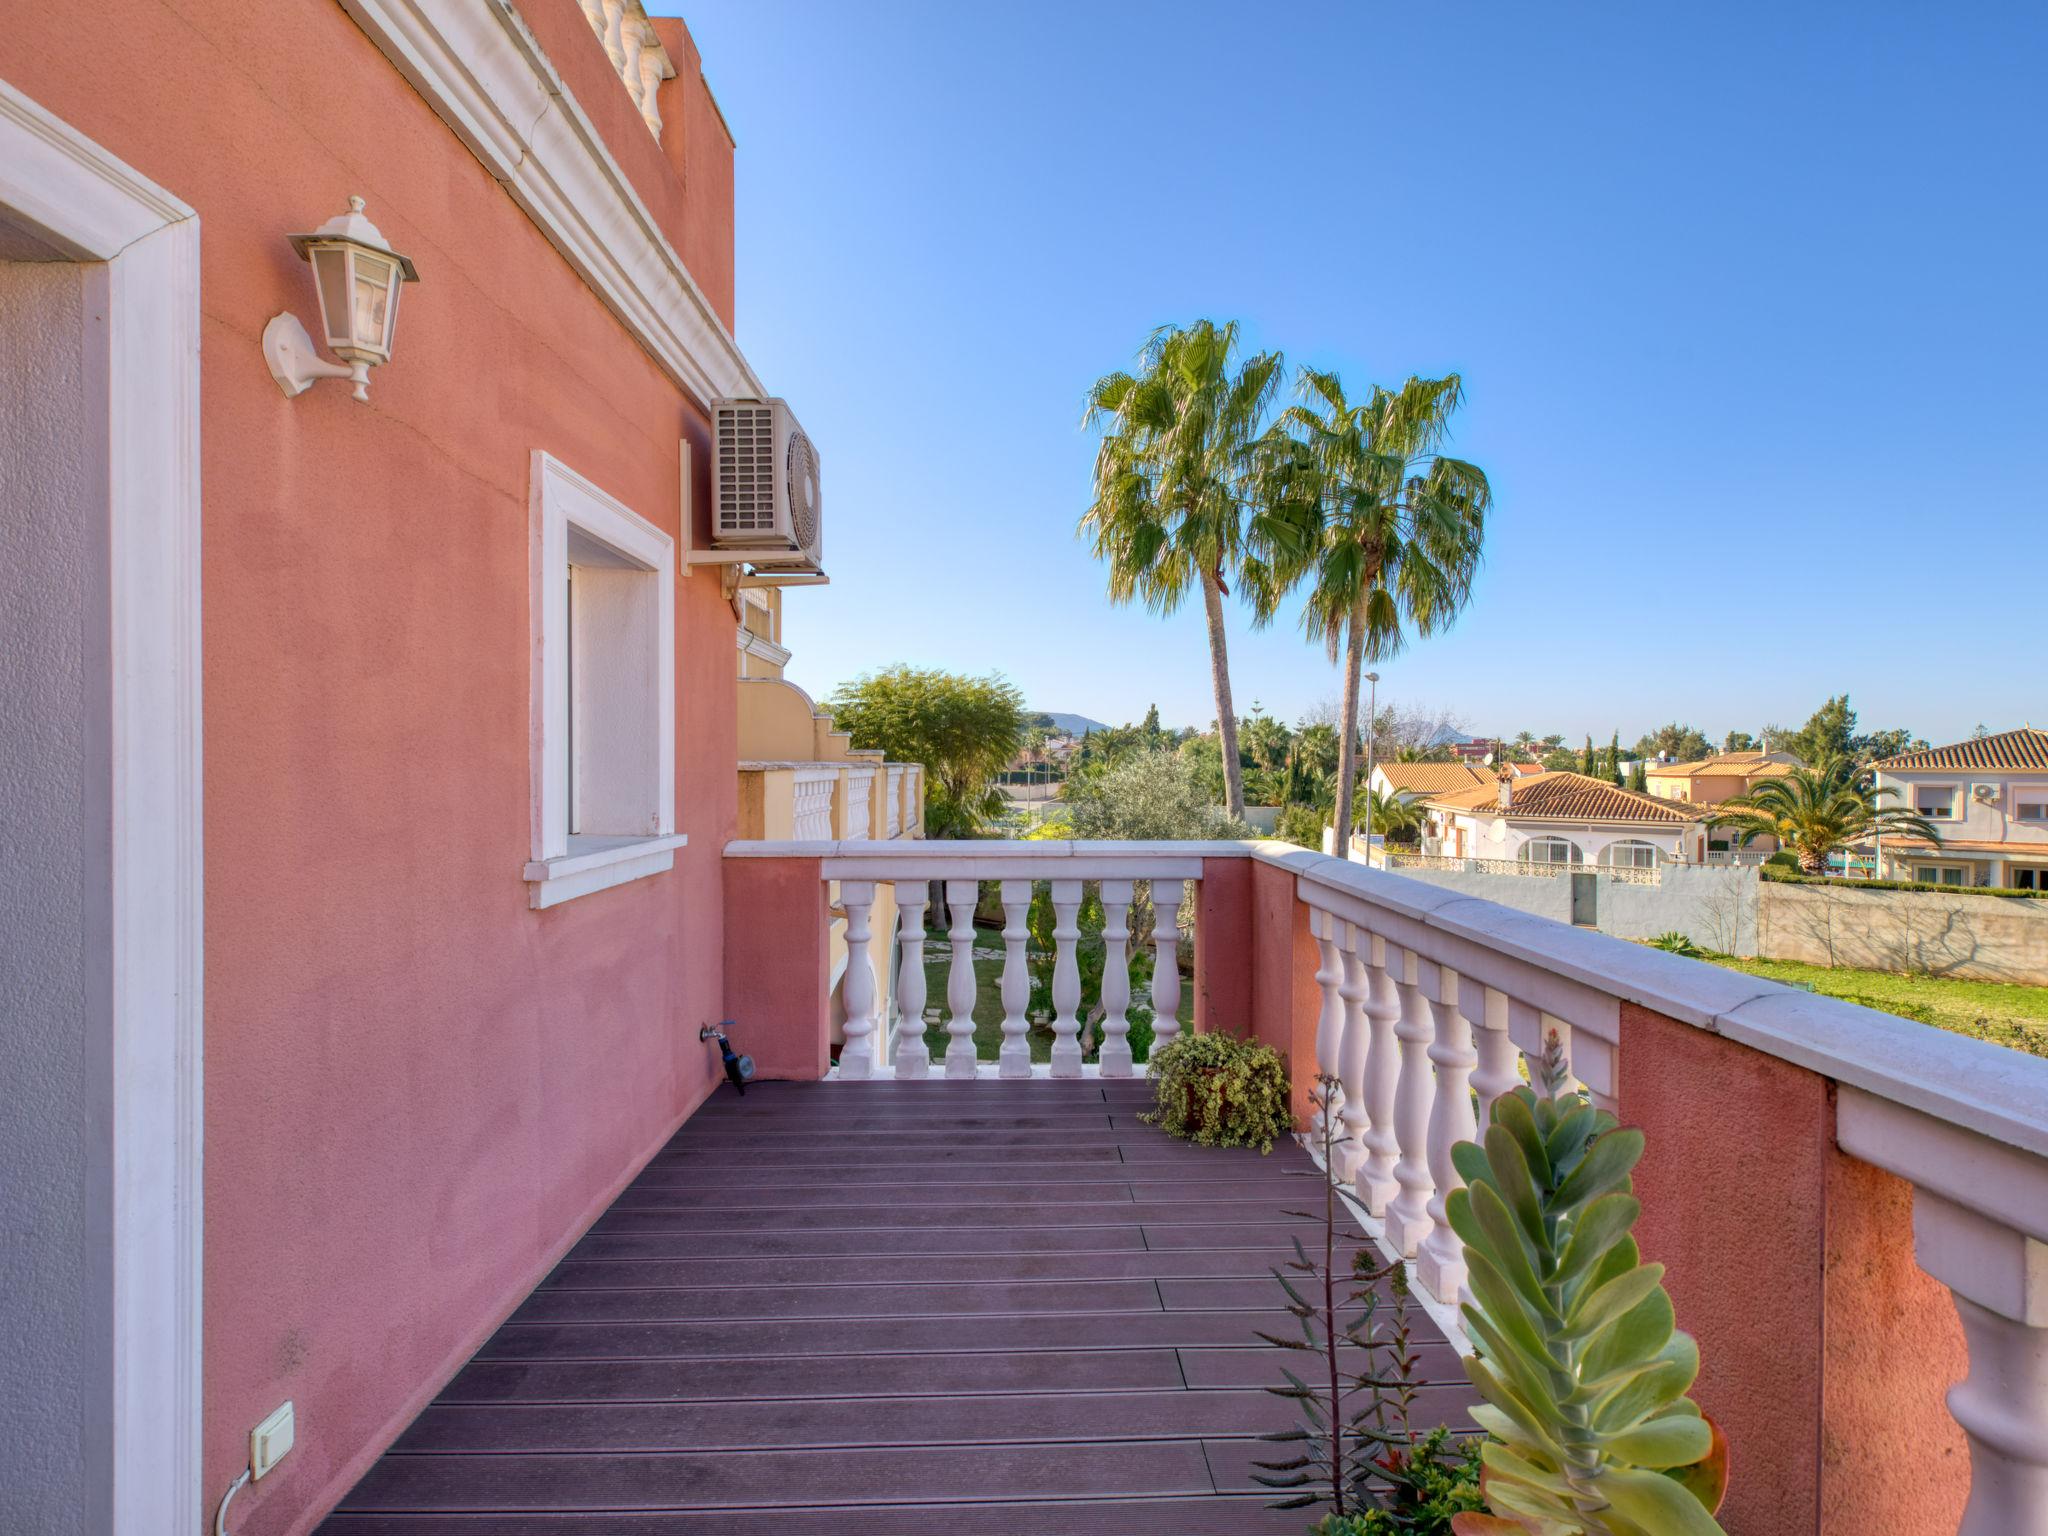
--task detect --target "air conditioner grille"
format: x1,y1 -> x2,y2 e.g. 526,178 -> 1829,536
786,427 -> 820,551
716,404 -> 777,532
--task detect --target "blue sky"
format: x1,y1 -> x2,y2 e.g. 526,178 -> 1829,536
657,1 -> 2045,746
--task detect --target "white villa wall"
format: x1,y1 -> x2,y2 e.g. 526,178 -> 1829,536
1373,859 -> 1759,954
1874,765 -> 2048,880
1432,807 -> 1697,866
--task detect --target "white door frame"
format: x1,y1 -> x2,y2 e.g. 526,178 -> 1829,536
0,79 -> 204,1532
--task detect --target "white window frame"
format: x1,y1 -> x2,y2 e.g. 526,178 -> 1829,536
0,79 -> 205,1532
1520,835 -> 1584,866
1601,839 -> 1663,869
525,451 -> 683,908
1914,783 -> 1959,820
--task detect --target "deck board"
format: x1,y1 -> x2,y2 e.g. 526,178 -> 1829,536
318,1078 -> 1471,1533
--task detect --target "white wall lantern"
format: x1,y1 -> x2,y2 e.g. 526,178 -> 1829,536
263,196 -> 419,403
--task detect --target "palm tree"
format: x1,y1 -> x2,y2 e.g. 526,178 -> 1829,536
1082,321 -> 1284,819
1709,759 -> 1941,874
1354,787 -> 1425,845
1255,369 -> 1491,856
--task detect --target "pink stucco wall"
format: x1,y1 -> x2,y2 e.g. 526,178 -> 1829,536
0,5 -> 743,1532
723,857 -> 832,1080
1620,1002 -> 1970,1535
1192,858 -> 1319,1128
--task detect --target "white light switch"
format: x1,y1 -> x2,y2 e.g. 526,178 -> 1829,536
251,1401 -> 295,1480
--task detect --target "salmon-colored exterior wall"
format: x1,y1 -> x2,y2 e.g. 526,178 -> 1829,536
0,5 -> 743,1533
723,856 -> 833,1081
1192,858 -> 1320,1128
1620,1002 -> 1970,1535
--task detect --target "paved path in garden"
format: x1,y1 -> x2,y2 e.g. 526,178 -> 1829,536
318,1078 -> 1472,1533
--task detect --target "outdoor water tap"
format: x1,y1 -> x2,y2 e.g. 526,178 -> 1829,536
700,1022 -> 755,1095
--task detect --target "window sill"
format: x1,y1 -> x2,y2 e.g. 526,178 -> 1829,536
524,833 -> 687,910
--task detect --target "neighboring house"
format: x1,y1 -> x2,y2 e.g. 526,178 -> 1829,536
1870,727 -> 2048,889
1423,771 -> 1710,868
1370,761 -> 1493,802
1645,752 -> 1798,857
1643,751 -> 1800,807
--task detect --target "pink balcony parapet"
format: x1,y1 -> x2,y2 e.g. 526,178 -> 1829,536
723,836 -> 2048,1536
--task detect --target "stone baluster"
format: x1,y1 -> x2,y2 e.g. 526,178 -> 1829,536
997,879 -> 1032,1079
1910,1197 -> 2048,1535
1472,985 -> 1521,1134
1418,966 -> 1478,1303
619,23 -> 645,114
943,880 -> 979,1080
890,882 -> 930,1079
1333,922 -> 1370,1185
1384,945 -> 1438,1257
597,0 -> 627,69
1309,909 -> 1345,1138
1355,930 -> 1402,1217
838,881 -> 878,1080
1150,879 -> 1184,1049
1048,879 -> 1084,1078
1098,880 -> 1134,1077
633,24 -> 668,135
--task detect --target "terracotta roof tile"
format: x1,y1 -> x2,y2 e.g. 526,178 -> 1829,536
1872,728 -> 2048,773
1645,753 -> 1794,780
1428,771 -> 1704,825
1374,763 -> 1493,795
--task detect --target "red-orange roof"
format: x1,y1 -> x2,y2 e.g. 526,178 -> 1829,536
1872,728 -> 2048,773
1427,771 -> 1704,825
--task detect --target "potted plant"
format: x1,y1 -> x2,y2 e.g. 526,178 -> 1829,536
1143,1032 -> 1292,1152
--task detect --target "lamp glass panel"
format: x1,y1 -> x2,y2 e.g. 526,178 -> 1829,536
380,273 -> 403,355
312,247 -> 352,346
350,253 -> 395,359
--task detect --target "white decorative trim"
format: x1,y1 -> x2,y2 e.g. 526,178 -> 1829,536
529,452 -> 676,902
524,832 -> 687,910
0,78 -> 204,1535
338,0 -> 761,409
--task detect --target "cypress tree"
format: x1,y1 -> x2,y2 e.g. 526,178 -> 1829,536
1608,731 -> 1624,786
1580,735 -> 1596,776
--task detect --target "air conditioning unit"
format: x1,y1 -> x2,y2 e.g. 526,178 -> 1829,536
711,398 -> 821,573
1971,782 -> 2000,803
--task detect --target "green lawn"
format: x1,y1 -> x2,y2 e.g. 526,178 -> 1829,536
1694,953 -> 2048,1058
915,945 -> 1193,1064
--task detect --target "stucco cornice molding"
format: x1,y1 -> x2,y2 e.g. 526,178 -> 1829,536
338,0 -> 762,410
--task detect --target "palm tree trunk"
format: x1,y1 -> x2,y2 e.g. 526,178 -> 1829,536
1200,569 -> 1247,820
1330,590 -> 1369,859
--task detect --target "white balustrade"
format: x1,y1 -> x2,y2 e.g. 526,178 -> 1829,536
1355,931 -> 1402,1216
891,882 -> 930,1079
1098,880 -> 1134,1077
998,879 -> 1033,1078
1310,909 -> 1345,1138
837,881 -> 878,1080
792,767 -> 836,841
577,0 -> 675,136
1151,879 -> 1183,1049
1048,879 -> 1084,1078
1417,967 -> 1478,1302
1384,945 -> 1438,1258
1333,922 -> 1369,1184
1472,986 -> 1520,1134
942,880 -> 979,1080
841,768 -> 874,841
885,765 -> 905,838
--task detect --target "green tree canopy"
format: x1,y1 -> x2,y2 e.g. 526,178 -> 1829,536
1723,729 -> 1758,753
1060,750 -> 1254,841
1634,722 -> 1713,762
826,666 -> 1023,838
1788,695 -> 1857,768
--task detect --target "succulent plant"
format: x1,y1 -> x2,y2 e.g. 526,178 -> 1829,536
1447,1033 -> 1730,1536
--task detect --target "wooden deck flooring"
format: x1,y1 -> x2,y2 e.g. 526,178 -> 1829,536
318,1078 -> 1472,1533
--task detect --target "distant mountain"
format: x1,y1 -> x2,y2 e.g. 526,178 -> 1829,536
1031,711 -> 1112,737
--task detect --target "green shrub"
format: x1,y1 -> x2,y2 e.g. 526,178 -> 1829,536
1647,932 -> 1701,957
1760,865 -> 2048,898
1278,802 -> 1331,850
1143,1031 -> 1292,1152
1312,1427 -> 1485,1534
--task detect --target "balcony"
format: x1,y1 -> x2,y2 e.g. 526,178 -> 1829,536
326,838 -> 2047,1534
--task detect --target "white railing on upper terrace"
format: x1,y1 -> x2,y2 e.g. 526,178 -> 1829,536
1382,850 -> 1663,885
724,835 -> 2048,1535
817,842 -> 1196,1082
